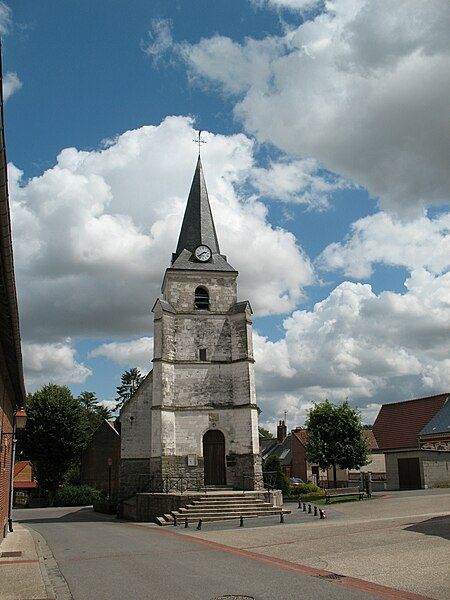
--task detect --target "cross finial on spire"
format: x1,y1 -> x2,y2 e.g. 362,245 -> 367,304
193,130 -> 206,156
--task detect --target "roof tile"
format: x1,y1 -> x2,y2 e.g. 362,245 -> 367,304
373,394 -> 449,450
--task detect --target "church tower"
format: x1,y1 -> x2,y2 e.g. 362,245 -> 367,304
120,156 -> 263,497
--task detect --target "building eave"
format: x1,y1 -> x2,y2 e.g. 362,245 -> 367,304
0,45 -> 26,405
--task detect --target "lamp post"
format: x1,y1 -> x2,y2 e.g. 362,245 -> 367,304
107,457 -> 113,505
1,407 -> 27,532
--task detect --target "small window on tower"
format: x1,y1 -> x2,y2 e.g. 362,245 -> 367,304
194,286 -> 209,310
199,348 -> 207,361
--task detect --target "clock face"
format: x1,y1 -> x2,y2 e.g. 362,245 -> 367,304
194,245 -> 212,262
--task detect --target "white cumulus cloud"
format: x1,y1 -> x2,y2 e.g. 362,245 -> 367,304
255,268 -> 450,427
318,211 -> 450,279
2,72 -> 22,102
22,340 -> 92,392
10,116 -> 314,348
89,337 -> 154,375
180,0 -> 450,216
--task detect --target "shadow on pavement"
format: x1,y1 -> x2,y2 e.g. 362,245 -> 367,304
14,507 -> 117,525
405,515 -> 450,541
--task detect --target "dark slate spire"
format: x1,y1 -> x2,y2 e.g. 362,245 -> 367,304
174,156 -> 220,259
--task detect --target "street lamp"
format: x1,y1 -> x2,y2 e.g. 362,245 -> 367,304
1,407 -> 28,532
107,457 -> 113,505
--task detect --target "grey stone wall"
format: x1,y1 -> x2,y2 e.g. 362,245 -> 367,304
423,453 -> 450,487
120,372 -> 153,459
120,255 -> 263,502
385,449 -> 450,489
119,459 -> 152,501
163,271 -> 238,314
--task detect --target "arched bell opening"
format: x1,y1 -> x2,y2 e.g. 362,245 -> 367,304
194,286 -> 209,310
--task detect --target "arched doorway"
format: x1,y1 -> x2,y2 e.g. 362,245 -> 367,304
203,430 -> 226,486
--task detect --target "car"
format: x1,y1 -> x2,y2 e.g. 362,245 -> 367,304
288,477 -> 304,489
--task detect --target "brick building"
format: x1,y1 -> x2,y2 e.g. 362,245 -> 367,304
263,424 -> 385,488
81,420 -> 120,500
0,50 -> 26,541
13,461 -> 38,508
373,393 -> 450,490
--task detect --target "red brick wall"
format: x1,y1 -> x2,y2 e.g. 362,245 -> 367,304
0,375 -> 15,541
81,421 -> 120,499
291,435 -> 308,481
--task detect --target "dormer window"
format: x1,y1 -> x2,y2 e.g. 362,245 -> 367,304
195,286 -> 209,310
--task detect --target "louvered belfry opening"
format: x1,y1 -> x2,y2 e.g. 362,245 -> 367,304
195,286 -> 209,310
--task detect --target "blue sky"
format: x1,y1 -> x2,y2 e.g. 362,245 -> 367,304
3,0 -> 450,429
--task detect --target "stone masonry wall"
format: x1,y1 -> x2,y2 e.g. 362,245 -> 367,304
120,372 -> 153,460
163,272 -> 238,314
422,453 -> 450,487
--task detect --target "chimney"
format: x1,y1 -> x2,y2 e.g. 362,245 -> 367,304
277,420 -> 287,442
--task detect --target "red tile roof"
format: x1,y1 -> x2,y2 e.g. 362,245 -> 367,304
364,429 -> 378,450
14,461 -> 30,477
373,394 -> 449,450
292,429 -> 309,446
14,481 -> 37,489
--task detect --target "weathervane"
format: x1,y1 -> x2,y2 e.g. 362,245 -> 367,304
193,130 -> 206,156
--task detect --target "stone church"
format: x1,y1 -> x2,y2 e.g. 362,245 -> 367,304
119,156 -> 263,500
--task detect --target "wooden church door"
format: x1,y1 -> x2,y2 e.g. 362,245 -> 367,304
203,430 -> 226,485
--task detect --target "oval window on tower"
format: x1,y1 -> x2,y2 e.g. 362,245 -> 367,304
194,286 -> 209,310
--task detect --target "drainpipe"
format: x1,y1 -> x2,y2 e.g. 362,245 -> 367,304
8,424 -> 16,532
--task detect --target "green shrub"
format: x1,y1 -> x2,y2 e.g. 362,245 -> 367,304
294,482 -> 322,495
55,484 -> 95,506
93,489 -> 116,514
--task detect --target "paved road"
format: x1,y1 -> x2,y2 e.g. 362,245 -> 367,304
14,506 -> 388,600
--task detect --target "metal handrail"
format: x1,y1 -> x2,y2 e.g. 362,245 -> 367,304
241,470 -> 278,492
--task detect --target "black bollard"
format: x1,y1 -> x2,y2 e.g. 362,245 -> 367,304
173,515 -> 177,527
314,505 -> 318,516
298,498 -> 301,509
302,502 -> 306,512
308,504 -> 312,514
280,512 -> 285,524
197,519 -> 202,530
184,518 -> 189,528
319,508 -> 326,519
240,515 -> 244,527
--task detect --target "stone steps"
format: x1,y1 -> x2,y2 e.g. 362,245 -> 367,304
156,493 -> 290,526
157,511 -> 288,525
179,504 -> 272,513
189,500 -> 267,507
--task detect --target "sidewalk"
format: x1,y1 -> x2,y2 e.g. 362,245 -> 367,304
0,524 -> 55,600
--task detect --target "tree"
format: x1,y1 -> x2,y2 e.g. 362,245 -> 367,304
263,455 -> 289,496
77,391 -> 112,435
115,367 -> 143,410
20,384 -> 89,503
305,400 -> 370,488
258,426 -> 273,439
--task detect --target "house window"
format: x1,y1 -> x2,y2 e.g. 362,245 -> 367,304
194,286 -> 209,310
199,348 -> 207,361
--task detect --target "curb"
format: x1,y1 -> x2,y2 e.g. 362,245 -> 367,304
27,526 -> 73,600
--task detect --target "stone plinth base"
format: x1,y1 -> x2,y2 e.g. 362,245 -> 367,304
122,490 -> 279,523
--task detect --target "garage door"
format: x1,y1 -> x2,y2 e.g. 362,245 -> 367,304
398,457 -> 421,489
